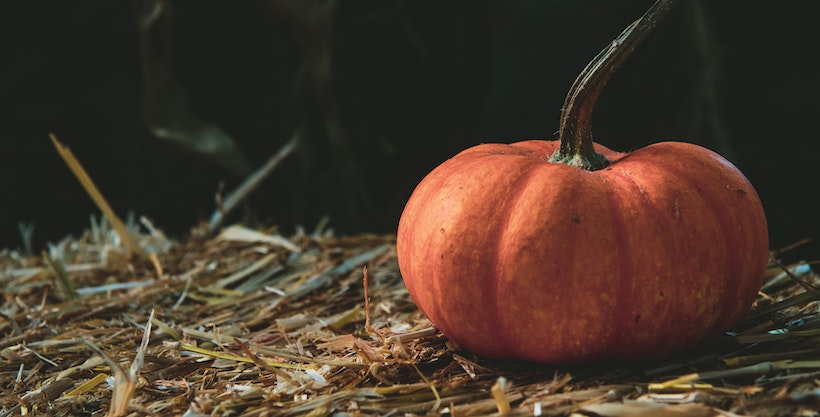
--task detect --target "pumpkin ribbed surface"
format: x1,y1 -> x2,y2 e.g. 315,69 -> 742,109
396,139 -> 768,364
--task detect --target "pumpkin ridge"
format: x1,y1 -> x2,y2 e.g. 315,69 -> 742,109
596,171 -> 640,356
672,168 -> 738,337
631,160 -> 726,345
600,167 -> 684,356
425,152 -> 552,358
397,152 -> 505,341
496,162 -> 610,362
490,159 -> 556,358
489,153 -> 573,357
623,143 -> 764,343
437,154 -> 517,352
647,150 -> 744,337
571,173 -> 619,361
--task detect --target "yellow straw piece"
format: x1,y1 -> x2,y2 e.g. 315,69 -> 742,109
649,373 -> 700,390
491,376 -> 511,415
150,316 -> 182,341
64,373 -> 109,397
49,133 -> 148,260
178,342 -> 305,370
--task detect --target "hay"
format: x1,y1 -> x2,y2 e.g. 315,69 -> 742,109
1,219 -> 818,417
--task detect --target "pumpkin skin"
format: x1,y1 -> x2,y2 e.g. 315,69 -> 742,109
396,139 -> 768,364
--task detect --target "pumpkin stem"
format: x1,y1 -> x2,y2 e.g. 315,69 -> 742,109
549,0 -> 679,171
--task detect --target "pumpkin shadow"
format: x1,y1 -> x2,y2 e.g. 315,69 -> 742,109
443,333 -> 747,387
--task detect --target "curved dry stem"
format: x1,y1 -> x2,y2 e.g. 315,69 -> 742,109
549,0 -> 680,170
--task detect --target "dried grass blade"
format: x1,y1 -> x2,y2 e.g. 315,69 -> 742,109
19,377 -> 75,411
211,253 -> 278,290
236,264 -> 284,293
723,349 -> 818,367
657,360 -> 820,384
238,342 -> 299,386
580,400 -> 716,417
173,273 -> 194,309
24,345 -> 59,367
650,373 -> 700,390
177,342 -> 306,370
315,334 -> 356,351
761,261 -> 812,291
783,360 -> 820,369
277,389 -> 382,416
56,355 -> 106,381
327,305 -> 363,329
181,327 -> 238,344
740,291 -> 818,321
64,373 -> 109,396
49,133 -> 148,260
42,250 -> 76,301
149,252 -> 164,277
150,316 -> 182,341
386,327 -> 438,344
302,401 -> 333,417
110,309 -> 153,417
294,245 -> 389,298
371,382 -> 431,395
75,279 -> 155,295
39,379 -> 76,401
363,265 -> 375,336
769,256 -> 820,294
446,396 -> 512,415
648,382 -> 716,394
735,328 -> 820,344
208,132 -> 301,233
491,376 -> 511,415
252,342 -> 366,367
217,224 -> 301,253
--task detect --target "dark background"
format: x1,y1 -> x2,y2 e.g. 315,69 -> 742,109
2,1 -> 818,260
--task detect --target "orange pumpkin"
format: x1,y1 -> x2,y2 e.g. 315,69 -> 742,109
396,0 -> 769,363
397,139 -> 768,363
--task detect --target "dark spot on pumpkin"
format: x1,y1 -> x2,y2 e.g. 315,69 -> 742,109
659,291 -> 665,297
736,187 -> 747,195
634,314 -> 641,323
571,214 -> 580,223
440,227 -> 445,234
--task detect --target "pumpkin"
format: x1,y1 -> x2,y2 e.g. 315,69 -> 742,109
396,0 -> 768,364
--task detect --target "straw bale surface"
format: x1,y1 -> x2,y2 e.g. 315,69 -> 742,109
1,221 -> 818,416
